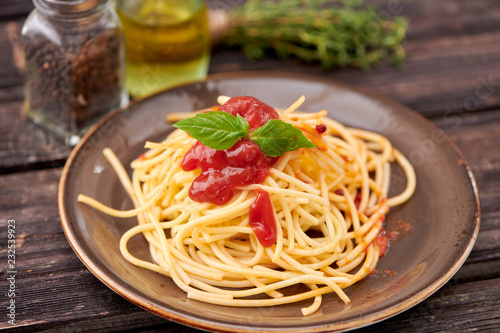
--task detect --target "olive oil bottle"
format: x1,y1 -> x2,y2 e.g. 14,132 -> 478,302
116,0 -> 210,97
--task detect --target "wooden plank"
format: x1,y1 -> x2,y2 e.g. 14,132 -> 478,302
3,36 -> 500,169
4,0 -> 500,37
0,101 -> 70,172
436,110 -> 500,225
0,20 -> 72,171
0,0 -> 32,19
0,1 -> 498,332
0,111 -> 499,331
209,0 -> 500,117
356,277 -> 500,332
0,0 -> 499,116
434,111 -> 500,264
0,21 -> 24,90
210,31 -> 500,118
398,0 -> 500,40
0,167 -> 498,331
0,167 -> 194,332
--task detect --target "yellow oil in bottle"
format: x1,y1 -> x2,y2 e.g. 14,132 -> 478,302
116,0 -> 210,97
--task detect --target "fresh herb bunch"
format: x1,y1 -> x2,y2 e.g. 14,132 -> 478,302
222,0 -> 407,69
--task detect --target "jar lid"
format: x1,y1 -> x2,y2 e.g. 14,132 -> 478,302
34,0 -> 109,17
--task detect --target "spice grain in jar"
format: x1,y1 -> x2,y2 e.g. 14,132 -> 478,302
22,0 -> 128,146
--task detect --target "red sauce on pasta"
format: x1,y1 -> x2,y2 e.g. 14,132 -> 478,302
181,96 -> 280,205
249,187 -> 277,247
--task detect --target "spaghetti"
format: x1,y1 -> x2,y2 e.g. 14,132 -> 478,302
78,96 -> 416,316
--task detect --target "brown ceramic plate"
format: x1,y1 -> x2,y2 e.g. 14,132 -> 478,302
59,71 -> 480,332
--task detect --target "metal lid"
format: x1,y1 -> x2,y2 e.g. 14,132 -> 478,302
34,0 -> 109,17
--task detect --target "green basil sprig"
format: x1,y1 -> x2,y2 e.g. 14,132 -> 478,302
173,111 -> 315,157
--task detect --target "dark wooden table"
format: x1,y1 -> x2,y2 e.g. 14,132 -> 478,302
1,0 -> 500,332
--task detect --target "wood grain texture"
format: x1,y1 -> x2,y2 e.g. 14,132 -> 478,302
0,107 -> 498,332
0,101 -> 70,173
209,0 -> 500,117
0,0 -> 499,332
0,0 -> 32,19
0,0 -> 499,168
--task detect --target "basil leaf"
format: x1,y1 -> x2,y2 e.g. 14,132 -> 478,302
173,111 -> 249,150
250,119 -> 316,157
236,114 -> 250,136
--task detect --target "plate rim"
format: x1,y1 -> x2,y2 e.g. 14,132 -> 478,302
58,70 -> 481,333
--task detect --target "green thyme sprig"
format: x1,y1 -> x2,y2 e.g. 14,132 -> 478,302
222,0 -> 407,69
173,111 -> 315,157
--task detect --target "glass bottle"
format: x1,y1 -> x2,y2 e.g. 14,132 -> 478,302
22,0 -> 128,146
115,0 -> 210,98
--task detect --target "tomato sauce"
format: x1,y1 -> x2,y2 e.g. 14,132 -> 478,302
376,220 -> 413,258
315,124 -> 327,134
249,187 -> 277,247
218,96 -> 279,132
376,230 -> 389,257
181,96 -> 280,205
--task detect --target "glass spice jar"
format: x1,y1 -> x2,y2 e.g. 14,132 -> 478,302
21,0 -> 128,146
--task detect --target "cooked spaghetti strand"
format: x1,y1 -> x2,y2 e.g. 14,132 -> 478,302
77,96 -> 416,316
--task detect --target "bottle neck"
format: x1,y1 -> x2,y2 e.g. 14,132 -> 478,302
33,0 -> 109,19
